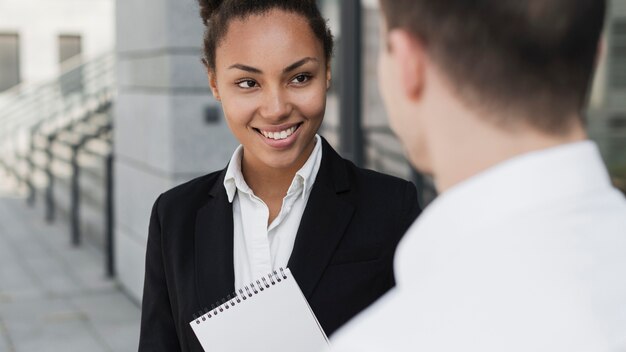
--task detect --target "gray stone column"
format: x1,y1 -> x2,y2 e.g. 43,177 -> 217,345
114,0 -> 237,301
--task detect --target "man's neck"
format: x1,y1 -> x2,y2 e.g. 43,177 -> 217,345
431,114 -> 587,193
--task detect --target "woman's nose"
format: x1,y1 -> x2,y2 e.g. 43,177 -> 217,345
259,88 -> 292,121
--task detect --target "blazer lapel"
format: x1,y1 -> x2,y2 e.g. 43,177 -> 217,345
288,139 -> 355,298
194,169 -> 235,311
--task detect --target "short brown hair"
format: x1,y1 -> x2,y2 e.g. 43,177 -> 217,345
379,0 -> 606,134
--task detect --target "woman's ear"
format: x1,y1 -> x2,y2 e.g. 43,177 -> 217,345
388,29 -> 426,101
208,70 -> 221,101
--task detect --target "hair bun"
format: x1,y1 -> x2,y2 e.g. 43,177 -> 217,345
198,0 -> 224,25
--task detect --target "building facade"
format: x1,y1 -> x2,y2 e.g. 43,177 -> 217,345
0,0 -> 114,92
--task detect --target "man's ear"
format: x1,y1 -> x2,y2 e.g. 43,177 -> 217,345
387,29 -> 426,101
208,70 -> 221,101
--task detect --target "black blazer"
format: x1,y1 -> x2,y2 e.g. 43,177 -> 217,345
138,138 -> 420,351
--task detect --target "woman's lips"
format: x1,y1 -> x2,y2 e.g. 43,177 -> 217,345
255,123 -> 303,149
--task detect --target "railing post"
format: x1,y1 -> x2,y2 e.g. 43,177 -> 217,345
339,0 -> 365,167
70,145 -> 81,246
26,128 -> 36,207
45,135 -> 55,223
105,153 -> 115,277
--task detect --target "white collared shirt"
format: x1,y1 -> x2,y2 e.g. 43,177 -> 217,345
330,141 -> 626,352
224,135 -> 322,290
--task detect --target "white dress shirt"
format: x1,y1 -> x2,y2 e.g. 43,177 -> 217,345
224,135 -> 322,290
330,141 -> 626,352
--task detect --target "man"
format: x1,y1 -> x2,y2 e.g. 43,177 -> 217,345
330,0 -> 626,351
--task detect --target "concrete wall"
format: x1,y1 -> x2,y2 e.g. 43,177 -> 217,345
0,0 -> 114,85
114,0 -> 237,301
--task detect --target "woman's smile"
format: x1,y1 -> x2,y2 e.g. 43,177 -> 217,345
253,122 -> 304,149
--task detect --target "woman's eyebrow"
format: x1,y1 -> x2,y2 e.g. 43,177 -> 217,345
228,64 -> 263,74
227,57 -> 318,74
283,57 -> 318,73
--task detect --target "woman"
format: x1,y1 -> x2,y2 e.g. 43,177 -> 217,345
138,1 -> 420,351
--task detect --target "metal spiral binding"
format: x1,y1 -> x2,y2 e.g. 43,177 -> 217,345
193,267 -> 289,325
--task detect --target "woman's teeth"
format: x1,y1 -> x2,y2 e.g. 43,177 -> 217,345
261,126 -> 297,140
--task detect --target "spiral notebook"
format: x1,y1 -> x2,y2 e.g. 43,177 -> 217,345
190,268 -> 329,352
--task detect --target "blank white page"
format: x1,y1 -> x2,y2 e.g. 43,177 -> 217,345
190,268 -> 329,352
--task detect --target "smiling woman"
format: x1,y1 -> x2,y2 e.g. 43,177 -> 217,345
137,1 -> 421,351
210,10 -> 328,192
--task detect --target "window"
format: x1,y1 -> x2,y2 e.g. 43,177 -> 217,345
58,35 -> 83,95
609,19 -> 626,90
0,33 -> 20,92
59,35 -> 82,64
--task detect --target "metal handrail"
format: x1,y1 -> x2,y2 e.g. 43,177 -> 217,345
0,52 -> 115,148
0,51 -> 116,278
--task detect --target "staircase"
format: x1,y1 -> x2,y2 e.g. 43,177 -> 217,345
0,52 -> 116,276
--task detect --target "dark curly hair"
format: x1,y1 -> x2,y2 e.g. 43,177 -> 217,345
197,0 -> 334,71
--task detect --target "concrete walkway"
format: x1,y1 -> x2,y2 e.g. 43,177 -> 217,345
0,174 -> 141,352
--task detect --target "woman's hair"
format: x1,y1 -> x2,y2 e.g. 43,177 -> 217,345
197,0 -> 334,71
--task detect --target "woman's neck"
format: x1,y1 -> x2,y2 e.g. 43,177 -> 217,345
241,139 -> 317,202
242,161 -> 297,201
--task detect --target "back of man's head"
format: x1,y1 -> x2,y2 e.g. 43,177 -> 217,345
379,0 -> 606,134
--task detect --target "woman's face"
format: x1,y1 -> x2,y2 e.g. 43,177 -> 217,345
209,9 -> 330,172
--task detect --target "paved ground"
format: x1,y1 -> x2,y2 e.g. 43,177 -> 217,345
0,174 -> 141,352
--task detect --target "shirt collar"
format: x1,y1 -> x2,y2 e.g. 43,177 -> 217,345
292,134 -> 322,200
223,134 -> 323,203
414,140 -> 613,234
223,145 -> 249,203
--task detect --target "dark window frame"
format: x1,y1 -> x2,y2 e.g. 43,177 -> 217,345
0,32 -> 21,92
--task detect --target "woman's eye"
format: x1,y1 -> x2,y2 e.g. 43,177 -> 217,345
291,74 -> 311,84
237,80 -> 258,89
